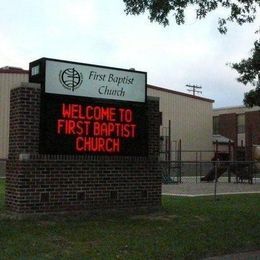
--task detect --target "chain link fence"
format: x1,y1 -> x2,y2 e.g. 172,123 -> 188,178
162,160 -> 260,183
161,149 -> 260,197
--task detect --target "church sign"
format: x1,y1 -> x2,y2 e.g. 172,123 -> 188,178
29,58 -> 148,156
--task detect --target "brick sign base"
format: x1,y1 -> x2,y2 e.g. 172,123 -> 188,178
6,84 -> 162,214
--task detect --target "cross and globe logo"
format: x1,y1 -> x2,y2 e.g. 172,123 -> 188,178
59,68 -> 83,91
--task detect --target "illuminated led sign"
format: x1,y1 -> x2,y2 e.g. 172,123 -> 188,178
29,58 -> 148,156
30,58 -> 146,103
40,95 -> 147,155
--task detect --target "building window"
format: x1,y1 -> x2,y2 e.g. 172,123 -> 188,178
213,116 -> 219,135
237,114 -> 245,133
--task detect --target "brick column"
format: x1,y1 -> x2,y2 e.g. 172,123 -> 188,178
6,84 -> 162,214
245,111 -> 260,160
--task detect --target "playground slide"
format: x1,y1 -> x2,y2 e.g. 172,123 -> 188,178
201,165 -> 228,182
229,163 -> 254,183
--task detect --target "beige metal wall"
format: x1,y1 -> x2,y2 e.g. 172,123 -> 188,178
0,73 -> 29,159
147,86 -> 213,161
0,75 -> 213,161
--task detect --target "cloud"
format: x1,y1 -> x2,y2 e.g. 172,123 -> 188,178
61,0 -> 97,28
0,0 -> 259,107
0,33 -> 28,68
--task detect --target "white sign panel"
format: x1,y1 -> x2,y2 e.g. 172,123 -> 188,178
45,60 -> 146,102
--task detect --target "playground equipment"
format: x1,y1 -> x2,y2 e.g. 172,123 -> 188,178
254,145 -> 260,166
253,145 -> 260,177
200,153 -> 229,182
201,142 -> 259,184
160,120 -> 182,184
161,139 -> 182,184
201,157 -> 255,184
161,121 -> 260,184
230,145 -> 260,183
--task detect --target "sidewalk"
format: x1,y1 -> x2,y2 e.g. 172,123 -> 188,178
205,250 -> 260,259
162,182 -> 260,197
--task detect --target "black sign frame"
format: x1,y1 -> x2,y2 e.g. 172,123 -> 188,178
29,58 -> 148,156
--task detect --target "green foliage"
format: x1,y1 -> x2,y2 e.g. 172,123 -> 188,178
0,179 -> 4,210
232,40 -> 260,85
231,39 -> 260,106
123,0 -> 260,33
243,85 -> 260,107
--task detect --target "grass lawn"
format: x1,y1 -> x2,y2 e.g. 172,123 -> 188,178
0,178 -> 4,209
0,179 -> 259,259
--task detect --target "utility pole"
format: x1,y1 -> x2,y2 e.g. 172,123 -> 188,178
186,84 -> 202,96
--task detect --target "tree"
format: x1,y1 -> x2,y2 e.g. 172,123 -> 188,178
123,0 -> 260,33
231,39 -> 260,107
243,85 -> 260,107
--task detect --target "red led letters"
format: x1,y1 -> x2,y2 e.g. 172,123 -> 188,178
56,103 -> 137,153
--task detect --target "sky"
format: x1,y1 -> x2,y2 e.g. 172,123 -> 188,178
0,0 -> 259,108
